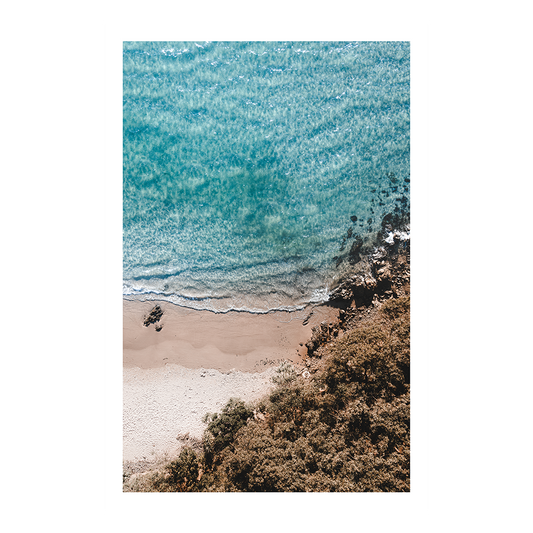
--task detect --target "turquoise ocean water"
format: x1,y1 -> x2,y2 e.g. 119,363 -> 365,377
123,41 -> 410,313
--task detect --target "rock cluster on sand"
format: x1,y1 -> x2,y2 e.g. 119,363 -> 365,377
143,304 -> 163,327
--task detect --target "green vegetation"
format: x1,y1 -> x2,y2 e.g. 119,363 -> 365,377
154,448 -> 201,492
125,296 -> 410,492
202,398 -> 254,466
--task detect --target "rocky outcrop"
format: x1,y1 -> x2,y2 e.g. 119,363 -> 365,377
329,274 -> 376,308
305,320 -> 341,358
305,211 -> 410,358
330,230 -> 409,307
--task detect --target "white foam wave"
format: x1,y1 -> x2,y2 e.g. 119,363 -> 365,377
383,228 -> 410,245
122,282 -> 330,314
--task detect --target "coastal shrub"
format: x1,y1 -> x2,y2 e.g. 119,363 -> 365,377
325,325 -> 390,402
203,398 -> 253,464
152,447 -> 202,492
204,389 -> 409,492
324,297 -> 410,405
271,361 -> 298,386
379,295 -> 409,320
204,420 -> 343,492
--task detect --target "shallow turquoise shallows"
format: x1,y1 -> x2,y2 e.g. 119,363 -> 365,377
123,41 -> 410,313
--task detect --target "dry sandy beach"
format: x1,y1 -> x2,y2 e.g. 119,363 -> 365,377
123,299 -> 338,462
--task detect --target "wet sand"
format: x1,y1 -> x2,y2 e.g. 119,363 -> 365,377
123,299 -> 338,372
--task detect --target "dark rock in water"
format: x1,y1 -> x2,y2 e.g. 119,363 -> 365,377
339,237 -> 346,251
382,212 -> 394,228
381,212 -> 405,234
367,217 -> 373,225
335,256 -> 344,268
350,215 -> 357,222
348,235 -> 363,264
143,305 -> 164,327
346,227 -> 353,239
370,208 -> 374,214
350,235 -> 363,253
